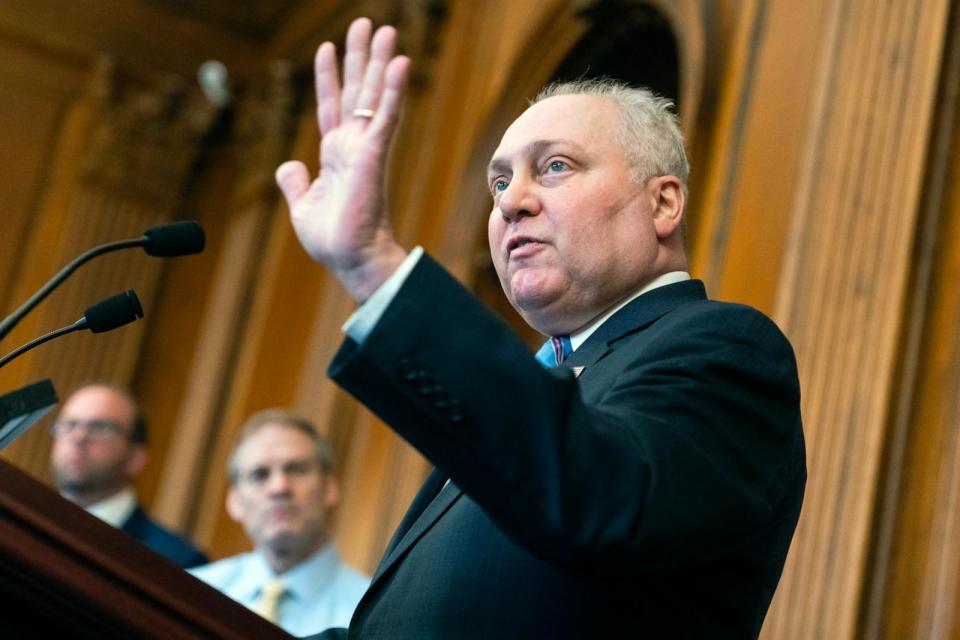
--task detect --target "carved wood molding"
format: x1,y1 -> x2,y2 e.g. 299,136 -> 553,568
764,0 -> 954,637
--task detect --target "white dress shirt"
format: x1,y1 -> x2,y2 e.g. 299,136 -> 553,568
189,544 -> 370,636
344,246 -> 690,350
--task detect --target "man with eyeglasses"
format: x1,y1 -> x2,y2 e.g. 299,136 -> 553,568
49,382 -> 208,568
189,409 -> 370,636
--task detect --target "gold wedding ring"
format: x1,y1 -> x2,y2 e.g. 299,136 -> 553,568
352,108 -> 376,119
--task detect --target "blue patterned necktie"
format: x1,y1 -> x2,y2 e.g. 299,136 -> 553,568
534,335 -> 573,368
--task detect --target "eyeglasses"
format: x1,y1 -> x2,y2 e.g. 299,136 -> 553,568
50,419 -> 127,440
236,459 -> 321,487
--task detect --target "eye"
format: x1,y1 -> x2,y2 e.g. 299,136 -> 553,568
247,467 -> 270,484
285,460 -> 314,477
491,178 -> 509,194
87,420 -> 121,435
546,159 -> 568,173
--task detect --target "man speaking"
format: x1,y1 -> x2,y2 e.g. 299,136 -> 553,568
276,17 -> 805,639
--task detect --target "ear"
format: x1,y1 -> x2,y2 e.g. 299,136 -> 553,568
322,473 -> 341,510
226,485 -> 245,523
650,175 -> 685,240
124,445 -> 148,478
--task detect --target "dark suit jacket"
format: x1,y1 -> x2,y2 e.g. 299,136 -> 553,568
326,255 -> 805,639
121,505 -> 208,569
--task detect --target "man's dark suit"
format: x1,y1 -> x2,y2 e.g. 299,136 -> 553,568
121,505 -> 208,568
326,255 -> 805,639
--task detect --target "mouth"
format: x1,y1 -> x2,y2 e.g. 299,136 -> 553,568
266,504 -> 297,520
507,236 -> 546,256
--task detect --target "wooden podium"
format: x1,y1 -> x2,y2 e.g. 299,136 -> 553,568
0,458 -> 292,638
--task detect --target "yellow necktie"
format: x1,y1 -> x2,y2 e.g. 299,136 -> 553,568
251,577 -> 286,623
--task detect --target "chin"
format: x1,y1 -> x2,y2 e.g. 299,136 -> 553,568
266,521 -> 300,536
510,282 -> 559,312
265,530 -> 302,547
511,307 -> 557,337
512,290 -> 571,332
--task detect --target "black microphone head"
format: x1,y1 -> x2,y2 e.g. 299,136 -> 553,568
142,220 -> 206,257
83,290 -> 144,333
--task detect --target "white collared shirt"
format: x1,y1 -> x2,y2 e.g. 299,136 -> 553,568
344,246 -> 690,354
189,544 -> 370,636
81,486 -> 138,528
568,270 -> 691,350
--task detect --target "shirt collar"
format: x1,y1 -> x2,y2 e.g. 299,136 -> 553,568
237,543 -> 342,603
83,486 -> 138,528
280,544 -> 341,602
229,552 -> 273,602
569,271 -> 691,351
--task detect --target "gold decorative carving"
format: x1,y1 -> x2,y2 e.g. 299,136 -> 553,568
388,0 -> 450,88
230,60 -> 297,203
79,56 -> 220,209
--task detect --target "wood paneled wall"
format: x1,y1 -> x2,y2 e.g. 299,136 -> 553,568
1,1 -> 959,637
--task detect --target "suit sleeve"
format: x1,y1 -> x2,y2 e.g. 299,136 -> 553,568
328,254 -> 804,576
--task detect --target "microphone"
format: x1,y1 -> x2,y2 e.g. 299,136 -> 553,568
143,220 -> 206,257
0,290 -> 144,368
81,289 -> 144,333
0,220 -> 204,342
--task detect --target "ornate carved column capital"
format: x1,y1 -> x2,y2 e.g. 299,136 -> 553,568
389,0 -> 449,89
79,56 -> 220,209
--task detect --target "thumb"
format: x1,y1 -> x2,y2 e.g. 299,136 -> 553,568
275,161 -> 311,206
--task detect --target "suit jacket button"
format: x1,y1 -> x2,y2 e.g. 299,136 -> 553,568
398,359 -> 417,380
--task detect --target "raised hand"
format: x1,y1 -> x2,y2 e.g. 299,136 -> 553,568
276,17 -> 411,303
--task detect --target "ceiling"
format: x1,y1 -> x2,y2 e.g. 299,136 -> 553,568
147,0 -> 306,42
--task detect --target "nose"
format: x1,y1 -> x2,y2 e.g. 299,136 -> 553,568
265,469 -> 293,495
497,175 -> 541,223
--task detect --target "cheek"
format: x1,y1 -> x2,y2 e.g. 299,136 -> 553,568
246,497 -> 268,522
487,212 -> 503,249
487,216 -> 510,276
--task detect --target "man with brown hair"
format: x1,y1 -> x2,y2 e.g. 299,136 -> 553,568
190,409 -> 369,636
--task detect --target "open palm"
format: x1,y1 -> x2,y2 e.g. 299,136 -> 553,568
276,18 -> 410,302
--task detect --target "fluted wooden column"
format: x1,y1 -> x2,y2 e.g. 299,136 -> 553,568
149,62 -> 303,540
862,7 -> 960,636
761,1 -> 953,638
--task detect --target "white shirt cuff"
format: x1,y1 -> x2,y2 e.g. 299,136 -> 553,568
342,246 -> 425,344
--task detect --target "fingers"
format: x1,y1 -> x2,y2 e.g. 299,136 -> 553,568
312,16 -> 407,139
341,18 -> 372,116
275,161 -> 311,206
353,26 -> 397,117
368,55 -> 411,143
314,42 -> 340,135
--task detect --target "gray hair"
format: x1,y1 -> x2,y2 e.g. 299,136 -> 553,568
227,408 -> 336,483
533,79 -> 689,192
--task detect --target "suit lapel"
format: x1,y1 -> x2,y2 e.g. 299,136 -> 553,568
562,280 -> 707,373
372,471 -> 462,583
120,505 -> 145,536
382,468 -> 447,558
